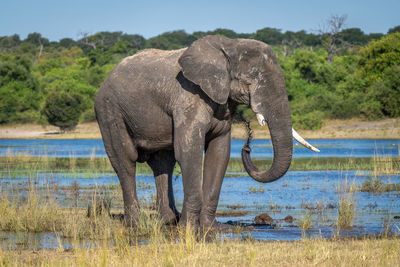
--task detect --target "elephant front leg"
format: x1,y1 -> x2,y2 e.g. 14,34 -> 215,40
200,131 -> 231,228
174,121 -> 207,227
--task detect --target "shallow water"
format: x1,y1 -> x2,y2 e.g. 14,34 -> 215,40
0,138 -> 400,249
0,139 -> 399,158
1,170 -> 400,248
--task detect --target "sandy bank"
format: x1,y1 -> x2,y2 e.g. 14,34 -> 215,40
0,118 -> 399,140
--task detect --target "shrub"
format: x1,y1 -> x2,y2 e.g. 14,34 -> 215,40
292,111 -> 324,130
0,56 -> 42,123
42,90 -> 84,132
358,33 -> 400,81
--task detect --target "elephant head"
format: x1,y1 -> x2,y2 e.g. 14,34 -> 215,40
179,35 -> 318,183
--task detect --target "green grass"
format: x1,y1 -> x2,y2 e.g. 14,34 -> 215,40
336,179 -> 357,229
358,153 -> 400,193
360,177 -> 400,192
249,185 -> 265,193
1,154 -> 398,179
0,183 -> 163,240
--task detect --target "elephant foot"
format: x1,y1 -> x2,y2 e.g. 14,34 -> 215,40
160,209 -> 180,225
200,213 -> 235,232
199,212 -> 216,229
178,211 -> 200,229
123,212 -> 139,228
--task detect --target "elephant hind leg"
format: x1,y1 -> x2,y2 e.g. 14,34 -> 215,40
147,150 -> 180,225
96,101 -> 139,227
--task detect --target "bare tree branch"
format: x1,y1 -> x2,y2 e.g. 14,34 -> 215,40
318,14 -> 348,64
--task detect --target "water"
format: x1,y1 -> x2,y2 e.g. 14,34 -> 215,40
0,139 -> 399,158
1,138 -> 400,248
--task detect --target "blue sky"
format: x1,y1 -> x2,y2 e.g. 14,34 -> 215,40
1,0 -> 399,41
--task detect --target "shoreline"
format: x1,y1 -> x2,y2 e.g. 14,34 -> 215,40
0,118 -> 399,140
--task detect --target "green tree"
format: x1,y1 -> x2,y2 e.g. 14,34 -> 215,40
340,28 -> 367,45
358,33 -> 400,81
364,66 -> 400,118
145,30 -> 196,50
388,25 -> 400,34
251,27 -> 283,45
42,90 -> 84,132
358,33 -> 400,119
59,38 -> 76,48
0,56 -> 41,123
0,34 -> 21,52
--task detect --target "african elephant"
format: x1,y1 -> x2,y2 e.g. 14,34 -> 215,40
95,35 -> 318,228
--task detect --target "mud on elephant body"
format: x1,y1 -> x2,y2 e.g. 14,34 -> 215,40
95,35 -> 318,228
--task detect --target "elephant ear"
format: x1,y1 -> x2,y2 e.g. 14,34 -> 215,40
178,36 -> 231,105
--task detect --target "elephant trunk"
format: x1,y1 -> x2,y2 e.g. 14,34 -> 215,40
241,98 -> 293,183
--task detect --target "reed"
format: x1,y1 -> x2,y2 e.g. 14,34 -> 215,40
336,178 -> 357,229
2,154 -> 396,178
359,152 -> 400,193
249,185 -> 265,193
297,211 -> 313,237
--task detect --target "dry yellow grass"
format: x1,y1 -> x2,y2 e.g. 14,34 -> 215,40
1,118 -> 400,139
1,237 -> 399,266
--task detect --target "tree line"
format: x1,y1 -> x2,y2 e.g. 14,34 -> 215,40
1,24 -> 400,130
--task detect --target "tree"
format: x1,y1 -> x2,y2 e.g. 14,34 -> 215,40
145,30 -> 196,50
0,34 -> 21,52
358,33 -> 400,80
24,32 -> 49,61
42,90 -> 84,132
121,34 -> 146,49
318,14 -> 348,64
340,28 -> 367,45
59,38 -> 76,48
0,56 -> 41,123
388,25 -> 400,34
251,27 -> 283,45
358,33 -> 400,119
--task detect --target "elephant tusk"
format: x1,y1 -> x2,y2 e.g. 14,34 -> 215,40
256,113 -> 265,127
292,128 -> 320,152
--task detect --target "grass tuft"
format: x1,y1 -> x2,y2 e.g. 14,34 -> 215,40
336,178 -> 357,229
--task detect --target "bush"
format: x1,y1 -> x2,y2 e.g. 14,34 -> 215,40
42,90 -> 84,132
359,100 -> 384,120
358,33 -> 400,81
0,57 -> 42,123
374,66 -> 400,117
292,111 -> 324,130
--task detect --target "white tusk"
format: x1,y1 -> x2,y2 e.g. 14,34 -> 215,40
256,113 -> 265,127
292,128 -> 320,152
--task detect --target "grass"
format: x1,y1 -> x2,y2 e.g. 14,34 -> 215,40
360,177 -> 400,193
370,152 -> 400,176
1,142 -> 399,265
1,237 -> 400,266
2,154 -> 397,179
0,183 -> 159,240
297,211 -> 313,237
249,185 -> 264,193
336,178 -> 357,229
359,153 -> 400,193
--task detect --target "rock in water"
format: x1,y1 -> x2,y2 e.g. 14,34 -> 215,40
255,213 -> 273,224
284,215 -> 294,223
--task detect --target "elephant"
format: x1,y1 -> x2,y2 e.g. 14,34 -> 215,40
94,35 -> 319,228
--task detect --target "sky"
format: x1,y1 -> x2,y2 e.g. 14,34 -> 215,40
1,0 -> 399,41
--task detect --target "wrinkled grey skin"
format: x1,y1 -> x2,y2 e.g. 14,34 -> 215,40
95,35 -> 293,228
